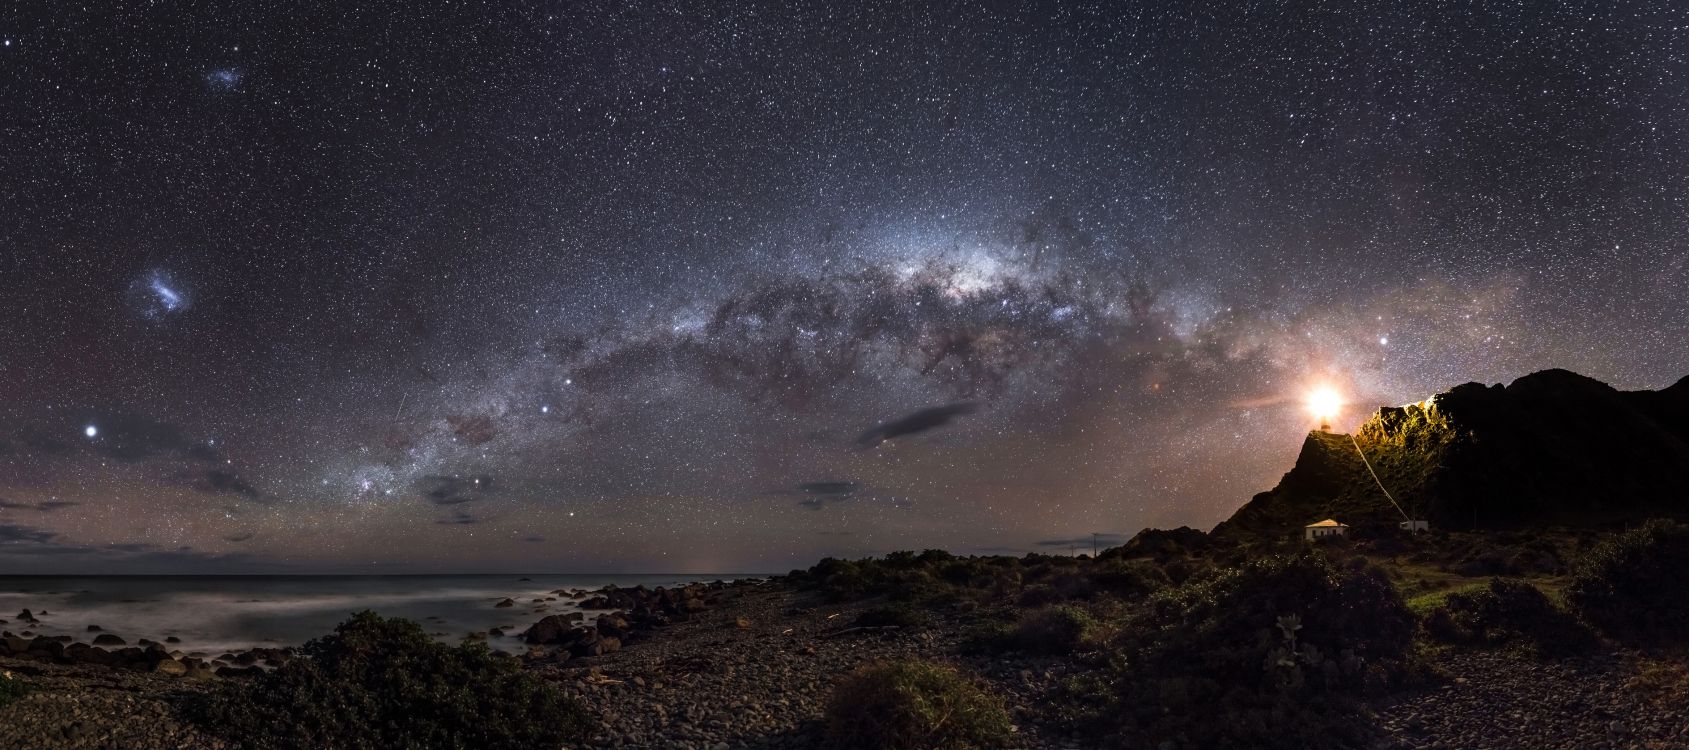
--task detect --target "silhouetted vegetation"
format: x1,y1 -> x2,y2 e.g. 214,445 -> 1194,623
823,659 -> 1012,750
1422,578 -> 1596,657
1072,552 -> 1418,749
197,611 -> 592,749
1566,519 -> 1689,645
0,670 -> 27,709
963,605 -> 1099,656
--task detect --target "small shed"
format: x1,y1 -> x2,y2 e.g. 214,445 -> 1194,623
1303,519 -> 1349,541
1398,519 -> 1429,532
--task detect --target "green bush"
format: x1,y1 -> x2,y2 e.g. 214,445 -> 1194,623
1423,578 -> 1596,656
1012,605 -> 1096,655
197,611 -> 592,749
1080,552 -> 1417,749
958,605 -> 1096,656
958,619 -> 1019,655
824,659 -> 1012,750
1565,520 -> 1689,645
1091,558 -> 1170,599
0,670 -> 28,709
1016,583 -> 1061,607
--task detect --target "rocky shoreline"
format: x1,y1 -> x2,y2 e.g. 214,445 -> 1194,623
1,577 -> 1684,750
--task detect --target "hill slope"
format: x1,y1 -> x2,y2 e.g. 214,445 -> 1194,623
1216,369 -> 1689,538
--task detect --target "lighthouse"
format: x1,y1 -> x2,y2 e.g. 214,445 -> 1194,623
1306,386 -> 1342,433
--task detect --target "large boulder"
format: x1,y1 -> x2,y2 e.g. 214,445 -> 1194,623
524,614 -> 579,645
64,643 -> 114,665
92,633 -> 126,647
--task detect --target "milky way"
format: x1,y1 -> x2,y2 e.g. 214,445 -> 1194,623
2,2 -> 1686,572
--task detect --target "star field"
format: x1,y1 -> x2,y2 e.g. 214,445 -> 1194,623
1,1 -> 1686,572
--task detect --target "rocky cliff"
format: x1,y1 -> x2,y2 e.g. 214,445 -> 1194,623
1215,369 -> 1689,537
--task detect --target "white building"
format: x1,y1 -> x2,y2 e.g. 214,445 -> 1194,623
1399,519 -> 1429,532
1303,519 -> 1349,541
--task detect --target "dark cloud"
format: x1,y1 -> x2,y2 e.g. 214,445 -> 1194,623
420,475 -> 497,505
225,531 -> 256,543
855,403 -> 979,449
788,481 -> 912,511
796,481 -> 859,496
0,499 -> 79,512
15,412 -> 222,464
1035,534 -> 1125,549
16,427 -> 73,456
194,469 -> 266,501
437,509 -> 481,525
0,533 -> 272,571
791,480 -> 860,510
87,412 -> 194,463
0,523 -> 59,544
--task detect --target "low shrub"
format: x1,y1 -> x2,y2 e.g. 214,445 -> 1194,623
196,611 -> 592,749
824,659 -> 1012,750
1091,558 -> 1169,599
1078,552 -> 1417,749
1423,578 -> 1596,656
959,605 -> 1096,656
958,620 -> 1019,655
1016,583 -> 1062,607
1565,520 -> 1689,645
0,670 -> 27,709
1012,605 -> 1097,655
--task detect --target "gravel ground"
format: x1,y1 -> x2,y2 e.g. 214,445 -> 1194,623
1371,649 -> 1689,750
539,584 -> 1083,750
0,659 -> 227,750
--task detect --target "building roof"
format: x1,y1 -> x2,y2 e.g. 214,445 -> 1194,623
1304,519 -> 1348,528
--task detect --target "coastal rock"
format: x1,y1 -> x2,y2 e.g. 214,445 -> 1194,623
28,637 -> 65,658
16,609 -> 36,623
495,598 -> 516,608
64,643 -> 113,665
92,634 -> 126,647
86,624 -> 102,632
153,658 -> 189,677
524,614 -> 580,645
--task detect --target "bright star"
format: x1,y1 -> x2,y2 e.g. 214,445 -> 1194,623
84,425 -> 98,438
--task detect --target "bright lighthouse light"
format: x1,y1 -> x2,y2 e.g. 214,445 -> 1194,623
1306,386 -> 1343,425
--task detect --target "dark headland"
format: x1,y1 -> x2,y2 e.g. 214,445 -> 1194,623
3,369 -> 1687,749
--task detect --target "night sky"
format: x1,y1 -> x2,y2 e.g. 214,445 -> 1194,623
3,2 -> 1687,573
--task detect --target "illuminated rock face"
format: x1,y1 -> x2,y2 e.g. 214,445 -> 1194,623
1216,369 -> 1689,538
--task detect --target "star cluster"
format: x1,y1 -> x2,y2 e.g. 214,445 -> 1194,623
1,2 -> 1686,572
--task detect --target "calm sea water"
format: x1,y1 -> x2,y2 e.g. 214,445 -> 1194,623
0,574 -> 740,655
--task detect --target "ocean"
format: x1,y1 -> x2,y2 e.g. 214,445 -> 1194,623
0,574 -> 740,655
